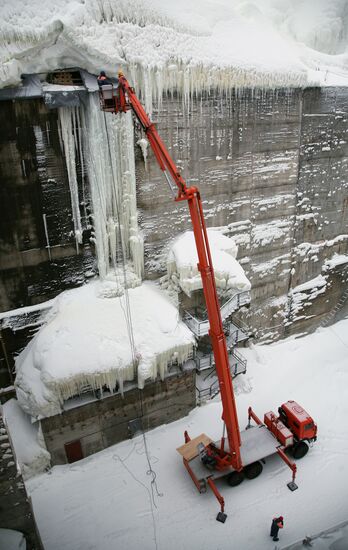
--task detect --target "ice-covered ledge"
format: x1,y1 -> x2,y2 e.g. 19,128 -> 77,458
14,280 -> 195,420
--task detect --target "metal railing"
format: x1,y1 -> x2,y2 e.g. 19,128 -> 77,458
196,350 -> 247,402
229,348 -> 247,376
196,378 -> 220,401
225,320 -> 249,348
195,348 -> 247,376
184,290 -> 250,337
194,345 -> 247,374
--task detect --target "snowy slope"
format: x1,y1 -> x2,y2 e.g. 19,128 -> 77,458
26,318 -> 348,550
1,0 -> 348,93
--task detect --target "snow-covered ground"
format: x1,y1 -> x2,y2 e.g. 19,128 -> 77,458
26,318 -> 348,550
0,529 -> 26,550
1,0 -> 348,96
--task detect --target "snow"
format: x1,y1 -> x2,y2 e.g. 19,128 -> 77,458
289,275 -> 328,321
324,253 -> 348,270
252,219 -> 291,247
292,274 -> 327,294
14,280 -> 195,419
26,318 -> 348,549
167,229 -> 251,296
0,529 -> 26,550
1,0 -> 348,98
0,300 -> 54,332
2,399 -> 50,480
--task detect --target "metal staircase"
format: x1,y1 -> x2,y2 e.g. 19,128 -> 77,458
182,288 -> 251,403
183,290 -> 250,337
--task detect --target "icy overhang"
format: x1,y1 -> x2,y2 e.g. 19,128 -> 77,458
14,281 -> 195,420
167,230 -> 251,297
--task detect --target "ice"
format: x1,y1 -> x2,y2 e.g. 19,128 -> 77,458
82,95 -> 144,280
167,229 -> 250,296
137,138 -> 149,169
1,0 -> 348,97
14,281 -> 195,419
58,107 -> 83,246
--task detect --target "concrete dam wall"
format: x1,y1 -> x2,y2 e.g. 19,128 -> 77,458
0,86 -> 347,359
137,86 -> 348,340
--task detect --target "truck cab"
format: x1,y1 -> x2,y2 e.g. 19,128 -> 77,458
278,401 -> 317,458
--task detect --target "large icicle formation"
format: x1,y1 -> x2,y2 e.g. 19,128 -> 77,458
2,0 -> 348,92
83,94 -> 144,281
58,107 -> 83,246
167,229 -> 251,297
14,281 -> 195,419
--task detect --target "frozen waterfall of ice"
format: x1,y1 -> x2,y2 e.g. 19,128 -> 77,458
167,229 -> 251,297
82,93 -> 144,282
58,107 -> 83,247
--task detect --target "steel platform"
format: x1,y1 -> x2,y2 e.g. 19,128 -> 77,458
187,425 -> 279,483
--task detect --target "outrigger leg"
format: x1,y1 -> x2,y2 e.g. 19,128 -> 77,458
207,478 -> 227,523
277,447 -> 298,491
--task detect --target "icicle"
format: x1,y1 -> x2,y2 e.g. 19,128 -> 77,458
58,108 -> 83,245
82,94 -> 144,283
137,138 -> 149,170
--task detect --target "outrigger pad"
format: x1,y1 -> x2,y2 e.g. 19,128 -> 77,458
216,512 -> 227,523
287,481 -> 298,491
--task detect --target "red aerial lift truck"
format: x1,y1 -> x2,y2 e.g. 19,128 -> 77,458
99,74 -> 318,522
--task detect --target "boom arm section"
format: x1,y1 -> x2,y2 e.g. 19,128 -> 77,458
115,73 -> 242,471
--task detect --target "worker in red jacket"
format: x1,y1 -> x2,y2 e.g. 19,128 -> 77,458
270,516 -> 284,541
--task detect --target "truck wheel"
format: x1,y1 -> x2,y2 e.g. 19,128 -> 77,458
227,471 -> 244,486
292,441 -> 309,459
244,461 -> 263,479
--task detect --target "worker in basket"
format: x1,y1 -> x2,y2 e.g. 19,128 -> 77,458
97,70 -> 112,87
97,70 -> 118,111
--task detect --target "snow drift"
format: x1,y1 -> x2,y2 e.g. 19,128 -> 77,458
14,281 -> 195,419
1,0 -> 348,96
2,399 -> 51,480
167,229 -> 251,296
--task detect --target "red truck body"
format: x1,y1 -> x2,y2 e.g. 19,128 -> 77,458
279,401 -> 317,442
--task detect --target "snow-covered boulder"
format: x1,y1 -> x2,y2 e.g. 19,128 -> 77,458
14,281 -> 195,419
167,230 -> 251,297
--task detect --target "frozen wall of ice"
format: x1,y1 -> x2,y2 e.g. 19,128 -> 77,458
1,0 -> 348,93
82,94 -> 144,281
